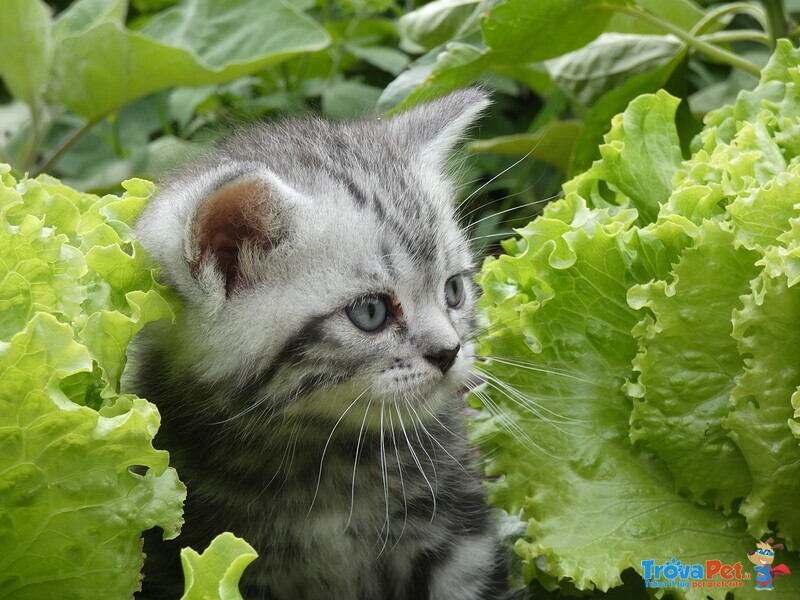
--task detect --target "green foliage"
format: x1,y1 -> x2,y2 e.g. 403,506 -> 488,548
3,1 -> 800,598
2,0 -> 793,252
52,0 -> 329,121
474,40 -> 800,597
0,168 -> 255,598
180,533 -> 258,600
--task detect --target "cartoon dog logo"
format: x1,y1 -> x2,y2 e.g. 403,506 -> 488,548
747,538 -> 791,591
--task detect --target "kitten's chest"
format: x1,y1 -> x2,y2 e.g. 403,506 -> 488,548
237,436 -> 446,547
226,445 -> 450,600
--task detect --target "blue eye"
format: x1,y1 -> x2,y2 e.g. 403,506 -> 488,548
347,296 -> 388,332
445,275 -> 464,307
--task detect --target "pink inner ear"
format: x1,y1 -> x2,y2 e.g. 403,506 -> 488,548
194,179 -> 268,296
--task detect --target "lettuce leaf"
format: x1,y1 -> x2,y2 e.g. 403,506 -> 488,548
0,168 -> 256,598
180,533 -> 258,600
628,220 -> 758,510
475,40 -> 800,596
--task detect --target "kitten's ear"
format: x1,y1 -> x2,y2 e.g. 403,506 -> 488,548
188,172 -> 289,296
392,87 -> 490,166
138,167 -> 294,300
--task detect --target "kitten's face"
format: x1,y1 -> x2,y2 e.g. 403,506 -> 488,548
137,89 -> 489,426
271,186 -> 478,422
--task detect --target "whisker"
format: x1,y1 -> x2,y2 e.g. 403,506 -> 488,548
474,351 -> 586,370
346,397 -> 373,529
210,392 -> 276,425
375,404 -> 391,556
406,401 -> 444,486
457,145 -> 540,211
465,193 -> 561,230
407,393 -> 438,496
387,407 -> 408,554
469,230 -> 525,244
249,418 -> 300,508
395,402 -> 436,524
459,182 -> 538,222
307,385 -> 371,518
479,375 -> 588,434
476,356 -> 599,386
472,388 -> 563,459
417,405 -> 470,474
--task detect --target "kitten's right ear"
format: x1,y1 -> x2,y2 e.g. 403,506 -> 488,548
390,87 -> 491,168
137,167 -> 295,301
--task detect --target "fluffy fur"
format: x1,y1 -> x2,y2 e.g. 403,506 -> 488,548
131,88 -> 509,600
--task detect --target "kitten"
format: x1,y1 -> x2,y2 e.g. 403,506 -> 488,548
131,88 -> 509,600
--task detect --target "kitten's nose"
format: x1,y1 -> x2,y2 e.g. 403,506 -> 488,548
425,344 -> 460,374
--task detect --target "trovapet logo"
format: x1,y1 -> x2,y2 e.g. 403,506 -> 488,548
747,538 -> 791,591
642,539 -> 792,592
641,558 -> 749,590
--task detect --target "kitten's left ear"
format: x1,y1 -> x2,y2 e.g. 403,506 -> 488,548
188,171 -> 290,296
136,165 -> 298,301
391,87 -> 490,167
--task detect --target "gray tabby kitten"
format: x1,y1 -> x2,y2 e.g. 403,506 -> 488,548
132,88 -> 509,600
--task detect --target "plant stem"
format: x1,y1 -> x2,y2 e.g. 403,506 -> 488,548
33,117 -> 100,177
595,3 -> 763,77
691,2 -> 768,36
760,0 -> 789,45
20,102 -> 44,173
701,29 -> 771,47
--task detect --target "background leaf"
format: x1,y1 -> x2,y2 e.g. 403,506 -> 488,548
468,120 -> 582,172
481,0 -> 623,63
0,0 -> 52,105
50,0 -> 330,120
546,33 -> 682,106
398,0 -> 489,52
378,42 -> 490,110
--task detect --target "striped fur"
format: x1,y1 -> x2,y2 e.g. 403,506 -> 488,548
130,88 -> 510,599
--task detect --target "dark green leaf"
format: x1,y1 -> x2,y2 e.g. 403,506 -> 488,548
50,0 -> 330,120
546,33 -> 681,106
398,0 -> 492,52
141,0 -> 327,69
140,135 -> 209,180
378,42 -> 491,111
688,68 -> 760,117
321,81 -> 383,118
468,120 -> 582,172
481,0 -> 623,63
168,85 -> 218,130
344,43 -> 410,75
0,102 -> 33,166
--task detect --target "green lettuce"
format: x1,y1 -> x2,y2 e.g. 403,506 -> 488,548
180,533 -> 257,600
0,169 -> 256,598
474,40 -> 800,597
